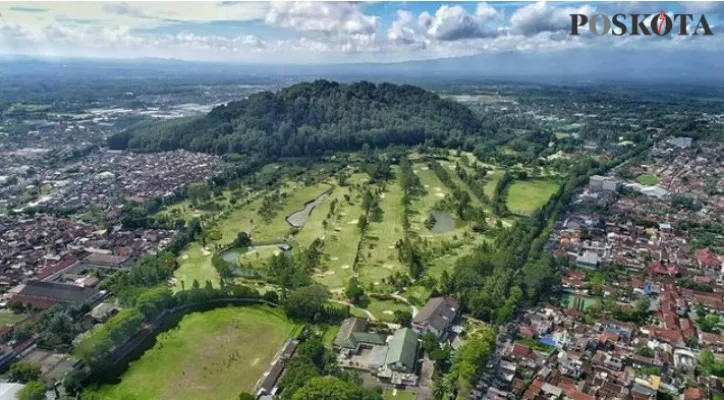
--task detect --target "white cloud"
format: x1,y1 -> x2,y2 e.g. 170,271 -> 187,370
264,2 -> 378,36
0,1 -> 721,64
510,1 -> 595,36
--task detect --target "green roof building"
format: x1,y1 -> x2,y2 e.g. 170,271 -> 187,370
385,328 -> 419,373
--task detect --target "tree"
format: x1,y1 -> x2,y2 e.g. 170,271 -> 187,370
291,376 -> 381,400
284,285 -> 329,321
233,232 -> 252,248
9,361 -> 41,383
344,278 -> 365,305
63,368 -> 89,394
7,299 -> 25,314
357,215 -> 368,233
393,310 -> 412,328
17,380 -> 46,400
279,357 -> 320,400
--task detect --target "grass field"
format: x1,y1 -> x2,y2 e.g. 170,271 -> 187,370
322,324 -> 341,347
637,175 -> 660,186
506,179 -> 559,215
357,167 -> 407,286
84,306 -> 298,400
364,298 -> 412,322
0,310 -> 27,327
383,388 -> 417,400
483,170 -> 505,199
173,242 -> 219,290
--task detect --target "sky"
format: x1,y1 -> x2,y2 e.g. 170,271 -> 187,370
0,1 -> 722,64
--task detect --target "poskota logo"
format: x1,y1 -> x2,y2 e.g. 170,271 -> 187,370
570,12 -> 713,36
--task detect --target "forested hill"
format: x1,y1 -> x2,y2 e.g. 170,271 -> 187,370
108,80 -> 490,156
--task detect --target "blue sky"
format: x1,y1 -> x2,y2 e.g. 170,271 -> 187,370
0,2 -> 721,64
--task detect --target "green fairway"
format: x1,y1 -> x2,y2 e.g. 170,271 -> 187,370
637,175 -> 660,186
313,183 -> 365,288
408,164 -> 452,234
173,242 -> 218,290
506,179 -> 559,215
83,306 -> 298,400
357,167 -> 407,286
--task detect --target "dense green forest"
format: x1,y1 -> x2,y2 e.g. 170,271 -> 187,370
109,80 -> 491,156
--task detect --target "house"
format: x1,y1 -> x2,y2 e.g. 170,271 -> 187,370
9,281 -> 102,309
334,317 -> 367,349
695,248 -> 720,269
589,176 -> 618,192
667,137 -> 693,149
412,296 -> 459,338
384,328 -> 418,373
576,251 -> 600,269
257,340 -> 298,396
377,328 -> 419,386
334,318 -> 387,351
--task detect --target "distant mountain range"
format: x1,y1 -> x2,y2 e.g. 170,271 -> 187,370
0,48 -> 719,84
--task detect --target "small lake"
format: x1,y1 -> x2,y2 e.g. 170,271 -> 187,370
219,244 -> 280,266
430,211 -> 456,233
286,191 -> 330,228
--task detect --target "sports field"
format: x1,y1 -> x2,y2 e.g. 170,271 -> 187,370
506,179 -> 559,215
83,306 -> 298,400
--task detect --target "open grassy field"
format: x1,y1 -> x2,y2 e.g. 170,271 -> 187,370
83,306 -> 298,400
637,175 -> 660,186
173,242 -> 219,290
364,298 -> 412,322
0,310 -> 27,327
383,388 -> 417,400
357,167 -> 407,286
506,179 -> 559,215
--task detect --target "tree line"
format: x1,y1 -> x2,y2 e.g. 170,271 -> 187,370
109,80 -> 493,157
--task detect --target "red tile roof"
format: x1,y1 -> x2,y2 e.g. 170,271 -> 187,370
511,343 -> 532,359
695,248 -> 720,267
36,257 -> 77,280
684,387 -> 705,400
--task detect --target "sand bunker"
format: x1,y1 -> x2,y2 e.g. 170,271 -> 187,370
435,187 -> 442,191
201,248 -> 211,256
384,264 -> 394,270
348,219 -> 359,224
435,193 -> 445,198
182,255 -> 189,260
331,256 -> 339,261
341,265 -> 351,269
421,167 -> 429,171
380,193 -> 386,199
383,310 -> 394,315
424,184 -> 430,188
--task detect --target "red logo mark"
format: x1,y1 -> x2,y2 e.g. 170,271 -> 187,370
657,11 -> 666,34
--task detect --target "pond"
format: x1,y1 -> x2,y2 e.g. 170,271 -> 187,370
286,191 -> 330,228
218,245 -> 285,277
429,211 -> 456,233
